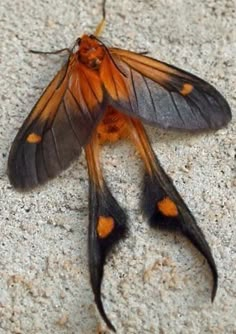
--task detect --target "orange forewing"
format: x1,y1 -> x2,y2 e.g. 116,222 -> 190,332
100,53 -> 129,101
72,62 -> 103,110
107,48 -> 231,130
28,63 -> 69,124
8,54 -> 106,189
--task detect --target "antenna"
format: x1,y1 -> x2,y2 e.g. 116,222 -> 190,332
94,0 -> 106,37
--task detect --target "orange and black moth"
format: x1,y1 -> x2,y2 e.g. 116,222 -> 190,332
7,5 -> 231,332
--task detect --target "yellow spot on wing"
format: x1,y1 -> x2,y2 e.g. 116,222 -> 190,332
180,83 -> 193,96
26,133 -> 42,144
157,197 -> 178,217
97,216 -> 115,238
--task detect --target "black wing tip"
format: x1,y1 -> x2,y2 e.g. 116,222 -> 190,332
7,165 -> 41,191
208,258 -> 218,303
7,151 -> 57,191
7,144 -> 39,190
94,293 -> 116,332
210,105 -> 232,130
90,260 -> 117,333
211,273 -> 218,303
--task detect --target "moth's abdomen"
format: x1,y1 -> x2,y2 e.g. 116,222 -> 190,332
97,106 -> 130,144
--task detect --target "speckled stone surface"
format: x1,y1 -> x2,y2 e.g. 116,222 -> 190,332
0,1 -> 235,333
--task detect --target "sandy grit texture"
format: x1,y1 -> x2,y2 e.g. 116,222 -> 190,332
0,0 -> 235,333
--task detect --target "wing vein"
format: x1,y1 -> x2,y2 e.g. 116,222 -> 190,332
41,141 -> 50,179
186,92 -> 209,125
80,68 -> 99,104
120,54 -> 192,80
63,99 -> 82,146
109,61 -> 119,100
124,62 -> 177,92
143,76 -> 158,117
51,128 -> 63,169
169,93 -> 185,125
69,87 -> 94,123
130,69 -> 139,110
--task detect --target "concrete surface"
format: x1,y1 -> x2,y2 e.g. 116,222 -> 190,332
0,0 -> 235,333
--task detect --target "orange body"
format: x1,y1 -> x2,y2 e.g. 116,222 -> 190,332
97,106 -> 130,144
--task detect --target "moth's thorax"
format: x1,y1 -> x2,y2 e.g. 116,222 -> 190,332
77,34 -> 105,69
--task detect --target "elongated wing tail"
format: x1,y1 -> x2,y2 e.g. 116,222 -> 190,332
127,117 -> 218,301
142,163 -> 218,301
88,179 -> 127,332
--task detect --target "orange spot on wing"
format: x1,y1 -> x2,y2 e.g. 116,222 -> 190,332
97,216 -> 115,238
180,83 -> 193,96
26,133 -> 42,144
157,197 -> 178,217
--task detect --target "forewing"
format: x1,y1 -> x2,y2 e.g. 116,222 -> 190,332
8,56 -> 105,189
104,48 -> 231,130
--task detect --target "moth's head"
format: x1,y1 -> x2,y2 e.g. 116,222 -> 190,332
77,34 -> 100,48
76,34 -> 105,69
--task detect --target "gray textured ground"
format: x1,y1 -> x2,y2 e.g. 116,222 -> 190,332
0,1 -> 235,333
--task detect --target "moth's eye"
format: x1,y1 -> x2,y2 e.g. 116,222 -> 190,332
77,37 -> 81,45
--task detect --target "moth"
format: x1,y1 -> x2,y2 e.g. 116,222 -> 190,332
8,1 -> 231,332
